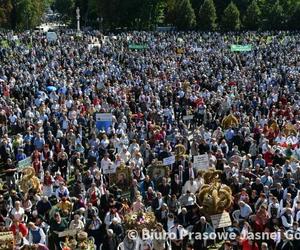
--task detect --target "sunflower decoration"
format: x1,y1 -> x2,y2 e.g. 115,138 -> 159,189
124,211 -> 156,233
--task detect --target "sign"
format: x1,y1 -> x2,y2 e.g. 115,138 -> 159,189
210,212 -> 232,229
58,229 -> 78,237
88,43 -> 100,51
163,155 -> 175,166
18,157 -> 32,171
128,44 -> 149,50
230,45 -> 252,52
102,163 -> 117,175
96,113 -> 113,132
183,115 -> 194,121
193,154 -> 209,170
46,32 -> 57,42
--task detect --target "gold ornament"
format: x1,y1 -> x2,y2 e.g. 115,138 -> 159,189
19,167 -> 41,193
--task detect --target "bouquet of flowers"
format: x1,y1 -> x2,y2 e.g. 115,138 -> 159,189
124,211 -> 156,233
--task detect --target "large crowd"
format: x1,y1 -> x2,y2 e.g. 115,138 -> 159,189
0,30 -> 299,250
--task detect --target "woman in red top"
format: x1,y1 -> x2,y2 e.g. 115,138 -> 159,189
10,219 -> 28,237
254,205 -> 270,232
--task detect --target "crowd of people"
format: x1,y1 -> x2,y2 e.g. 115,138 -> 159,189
0,30 -> 299,250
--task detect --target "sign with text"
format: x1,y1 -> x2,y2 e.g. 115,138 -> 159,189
163,155 -> 175,166
210,212 -> 232,229
128,44 -> 149,50
102,163 -> 117,175
193,154 -> 209,170
230,44 -> 252,52
96,113 -> 112,132
18,157 -> 32,171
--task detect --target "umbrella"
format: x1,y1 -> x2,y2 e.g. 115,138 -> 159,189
46,86 -> 57,92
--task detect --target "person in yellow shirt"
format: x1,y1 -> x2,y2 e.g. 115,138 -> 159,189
57,196 -> 73,215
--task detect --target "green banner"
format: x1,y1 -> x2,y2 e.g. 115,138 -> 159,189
230,44 -> 252,52
128,44 -> 149,50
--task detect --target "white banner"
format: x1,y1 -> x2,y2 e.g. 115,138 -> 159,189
183,115 -> 194,121
210,212 -> 232,229
193,154 -> 209,170
96,113 -> 113,122
102,163 -> 117,175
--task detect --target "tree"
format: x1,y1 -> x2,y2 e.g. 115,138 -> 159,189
14,0 -> 47,30
172,0 -> 196,30
243,0 -> 261,30
54,0 -> 75,22
221,2 -> 241,31
198,0 -> 217,30
0,0 -> 13,28
287,1 -> 300,30
266,0 -> 284,30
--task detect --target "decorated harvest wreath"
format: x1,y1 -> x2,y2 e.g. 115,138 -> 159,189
124,211 -> 156,233
197,168 -> 233,216
0,231 -> 15,250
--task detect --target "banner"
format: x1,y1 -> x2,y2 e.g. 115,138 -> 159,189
96,113 -> 113,132
18,157 -> 32,171
230,45 -> 252,52
128,44 -> 149,50
102,163 -> 117,175
46,32 -> 57,42
210,212 -> 232,229
163,155 -> 175,166
183,115 -> 194,121
193,154 -> 209,170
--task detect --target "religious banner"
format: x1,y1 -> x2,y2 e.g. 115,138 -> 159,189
95,113 -> 112,132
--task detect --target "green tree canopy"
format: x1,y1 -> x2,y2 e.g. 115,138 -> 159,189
221,1 -> 241,31
243,0 -> 261,30
198,0 -> 217,30
54,0 -> 75,23
172,0 -> 196,30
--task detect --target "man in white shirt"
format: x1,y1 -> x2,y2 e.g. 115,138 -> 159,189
183,177 -> 198,194
239,201 -> 253,219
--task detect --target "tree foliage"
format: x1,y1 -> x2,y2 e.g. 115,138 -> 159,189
243,0 -> 261,30
0,0 -> 13,28
221,2 -> 241,31
54,0 -> 75,22
172,0 -> 196,30
1,0 -> 300,31
198,0 -> 217,30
